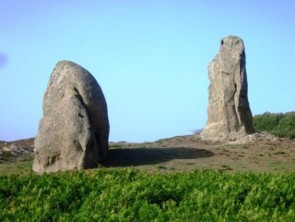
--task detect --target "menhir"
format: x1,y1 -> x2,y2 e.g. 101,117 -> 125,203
201,36 -> 254,141
33,60 -> 109,173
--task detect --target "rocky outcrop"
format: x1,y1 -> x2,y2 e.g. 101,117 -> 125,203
228,132 -> 278,144
33,61 -> 109,173
201,36 -> 255,141
0,139 -> 34,163
2,143 -> 31,155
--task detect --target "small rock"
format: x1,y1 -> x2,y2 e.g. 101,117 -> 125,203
10,143 -> 22,152
228,132 -> 278,144
2,146 -> 11,152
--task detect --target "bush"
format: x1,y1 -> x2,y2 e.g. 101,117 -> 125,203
191,128 -> 203,135
253,112 -> 295,138
0,169 -> 295,221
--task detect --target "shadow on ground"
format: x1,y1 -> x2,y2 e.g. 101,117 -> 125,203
102,147 -> 214,167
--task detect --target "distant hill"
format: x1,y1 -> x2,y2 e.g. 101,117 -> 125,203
0,138 -> 34,148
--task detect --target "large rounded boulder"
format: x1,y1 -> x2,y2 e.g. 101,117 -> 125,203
33,60 -> 109,173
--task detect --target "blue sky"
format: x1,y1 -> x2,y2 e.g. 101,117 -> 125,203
1,0 -> 294,142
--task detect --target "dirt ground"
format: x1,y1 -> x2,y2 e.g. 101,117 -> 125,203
1,135 -> 295,174
105,135 -> 295,173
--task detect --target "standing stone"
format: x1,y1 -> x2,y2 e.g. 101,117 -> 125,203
33,60 -> 109,173
201,36 -> 254,141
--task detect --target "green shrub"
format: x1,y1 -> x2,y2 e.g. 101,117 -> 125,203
0,169 -> 295,221
253,112 -> 295,138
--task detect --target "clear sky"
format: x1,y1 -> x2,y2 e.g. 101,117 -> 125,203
1,0 -> 294,142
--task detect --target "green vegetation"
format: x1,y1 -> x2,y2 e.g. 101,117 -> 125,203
1,169 -> 295,221
0,161 -> 33,176
253,112 -> 295,138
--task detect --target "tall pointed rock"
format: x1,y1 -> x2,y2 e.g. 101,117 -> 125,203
201,36 -> 254,141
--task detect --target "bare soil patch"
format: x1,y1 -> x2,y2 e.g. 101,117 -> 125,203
1,135 -> 295,175
107,135 -> 295,173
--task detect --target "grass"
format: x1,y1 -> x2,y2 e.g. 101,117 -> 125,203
0,160 -> 33,176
